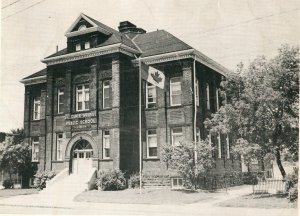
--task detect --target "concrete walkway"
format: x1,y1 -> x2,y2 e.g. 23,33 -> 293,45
0,185 -> 297,216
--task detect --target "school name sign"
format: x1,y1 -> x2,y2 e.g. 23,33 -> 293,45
65,111 -> 97,131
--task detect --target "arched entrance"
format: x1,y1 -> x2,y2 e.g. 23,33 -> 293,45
71,139 -> 93,175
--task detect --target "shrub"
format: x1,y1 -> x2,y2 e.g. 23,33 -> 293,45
128,173 -> 144,188
96,169 -> 126,191
285,167 -> 298,202
34,170 -> 56,191
243,172 -> 258,185
3,179 -> 14,189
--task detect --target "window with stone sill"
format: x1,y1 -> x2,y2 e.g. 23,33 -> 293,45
171,178 -> 183,189
147,129 -> 158,158
33,97 -> 41,120
31,137 -> 39,162
103,80 -> 111,109
170,77 -> 182,106
103,130 -> 110,159
76,84 -> 89,111
146,83 -> 157,108
56,133 -> 63,161
171,127 -> 183,146
57,89 -> 64,114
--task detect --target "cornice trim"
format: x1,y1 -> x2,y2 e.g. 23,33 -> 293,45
20,75 -> 47,85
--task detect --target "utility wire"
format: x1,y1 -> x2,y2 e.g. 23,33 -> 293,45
2,0 -> 47,20
1,0 -> 22,9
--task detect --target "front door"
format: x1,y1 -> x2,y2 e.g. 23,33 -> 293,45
71,140 -> 93,175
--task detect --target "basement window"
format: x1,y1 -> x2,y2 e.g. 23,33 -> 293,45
171,178 -> 183,189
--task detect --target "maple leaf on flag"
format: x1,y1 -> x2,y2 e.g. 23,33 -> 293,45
151,71 -> 162,84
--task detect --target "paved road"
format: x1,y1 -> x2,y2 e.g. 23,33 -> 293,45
0,186 -> 297,216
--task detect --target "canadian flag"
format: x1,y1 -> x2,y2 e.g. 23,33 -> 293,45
141,62 -> 165,89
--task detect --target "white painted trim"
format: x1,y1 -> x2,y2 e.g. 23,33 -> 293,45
146,129 -> 158,159
65,26 -> 111,38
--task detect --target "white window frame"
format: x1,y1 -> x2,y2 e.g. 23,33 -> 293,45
103,130 -> 110,159
33,97 -> 41,120
147,129 -> 158,158
84,41 -> 90,49
78,25 -> 87,31
76,84 -> 89,111
217,133 -> 222,158
56,133 -> 63,161
75,43 -> 81,51
57,89 -> 64,114
195,79 -> 199,106
31,137 -> 39,162
146,83 -> 157,108
206,83 -> 210,110
171,177 -> 183,189
226,134 -> 230,159
170,77 -> 182,106
171,127 -> 183,146
216,89 -> 219,110
103,80 -> 111,109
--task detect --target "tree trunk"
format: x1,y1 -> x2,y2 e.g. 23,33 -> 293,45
275,147 -> 286,178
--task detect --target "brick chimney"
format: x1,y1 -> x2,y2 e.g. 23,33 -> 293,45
118,21 -> 146,38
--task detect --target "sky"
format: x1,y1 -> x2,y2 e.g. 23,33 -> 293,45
0,0 -> 300,133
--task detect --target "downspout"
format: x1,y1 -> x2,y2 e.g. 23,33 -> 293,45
193,59 -> 197,161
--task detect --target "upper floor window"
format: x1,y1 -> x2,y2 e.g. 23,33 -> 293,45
75,43 -> 81,51
170,77 -> 182,106
103,80 -> 111,109
57,89 -> 64,114
171,127 -> 183,146
56,133 -> 63,161
147,129 -> 158,158
78,25 -> 87,31
85,41 -> 90,49
206,83 -> 210,110
195,79 -> 199,106
146,83 -> 156,108
33,97 -> 41,120
103,130 -> 110,159
32,137 -> 39,162
76,84 -> 89,111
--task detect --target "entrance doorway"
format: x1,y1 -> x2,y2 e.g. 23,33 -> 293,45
72,139 -> 93,175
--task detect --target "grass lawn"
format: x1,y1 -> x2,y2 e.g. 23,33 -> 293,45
74,188 -> 218,205
216,194 -> 297,209
0,189 -> 38,199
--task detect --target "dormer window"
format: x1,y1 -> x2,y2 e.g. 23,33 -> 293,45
75,43 -> 81,51
78,25 -> 87,31
85,41 -> 90,49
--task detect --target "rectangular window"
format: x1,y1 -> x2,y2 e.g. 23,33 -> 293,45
57,89 -> 64,114
171,178 -> 183,189
103,130 -> 110,159
217,133 -> 222,158
103,80 -> 111,109
56,133 -> 63,161
172,127 -> 183,146
75,43 -> 81,51
147,129 -> 158,158
33,97 -> 41,120
32,137 -> 39,162
216,89 -> 219,111
170,77 -> 182,106
195,79 -> 199,106
226,134 -> 230,159
84,41 -> 90,49
206,83 -> 210,110
146,83 -> 157,108
76,84 -> 89,111
196,127 -> 201,143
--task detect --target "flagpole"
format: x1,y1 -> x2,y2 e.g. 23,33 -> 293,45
139,57 -> 142,194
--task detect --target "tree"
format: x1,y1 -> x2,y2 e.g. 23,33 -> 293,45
10,128 -> 25,145
0,142 -> 37,188
162,140 -> 214,190
205,44 -> 299,178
